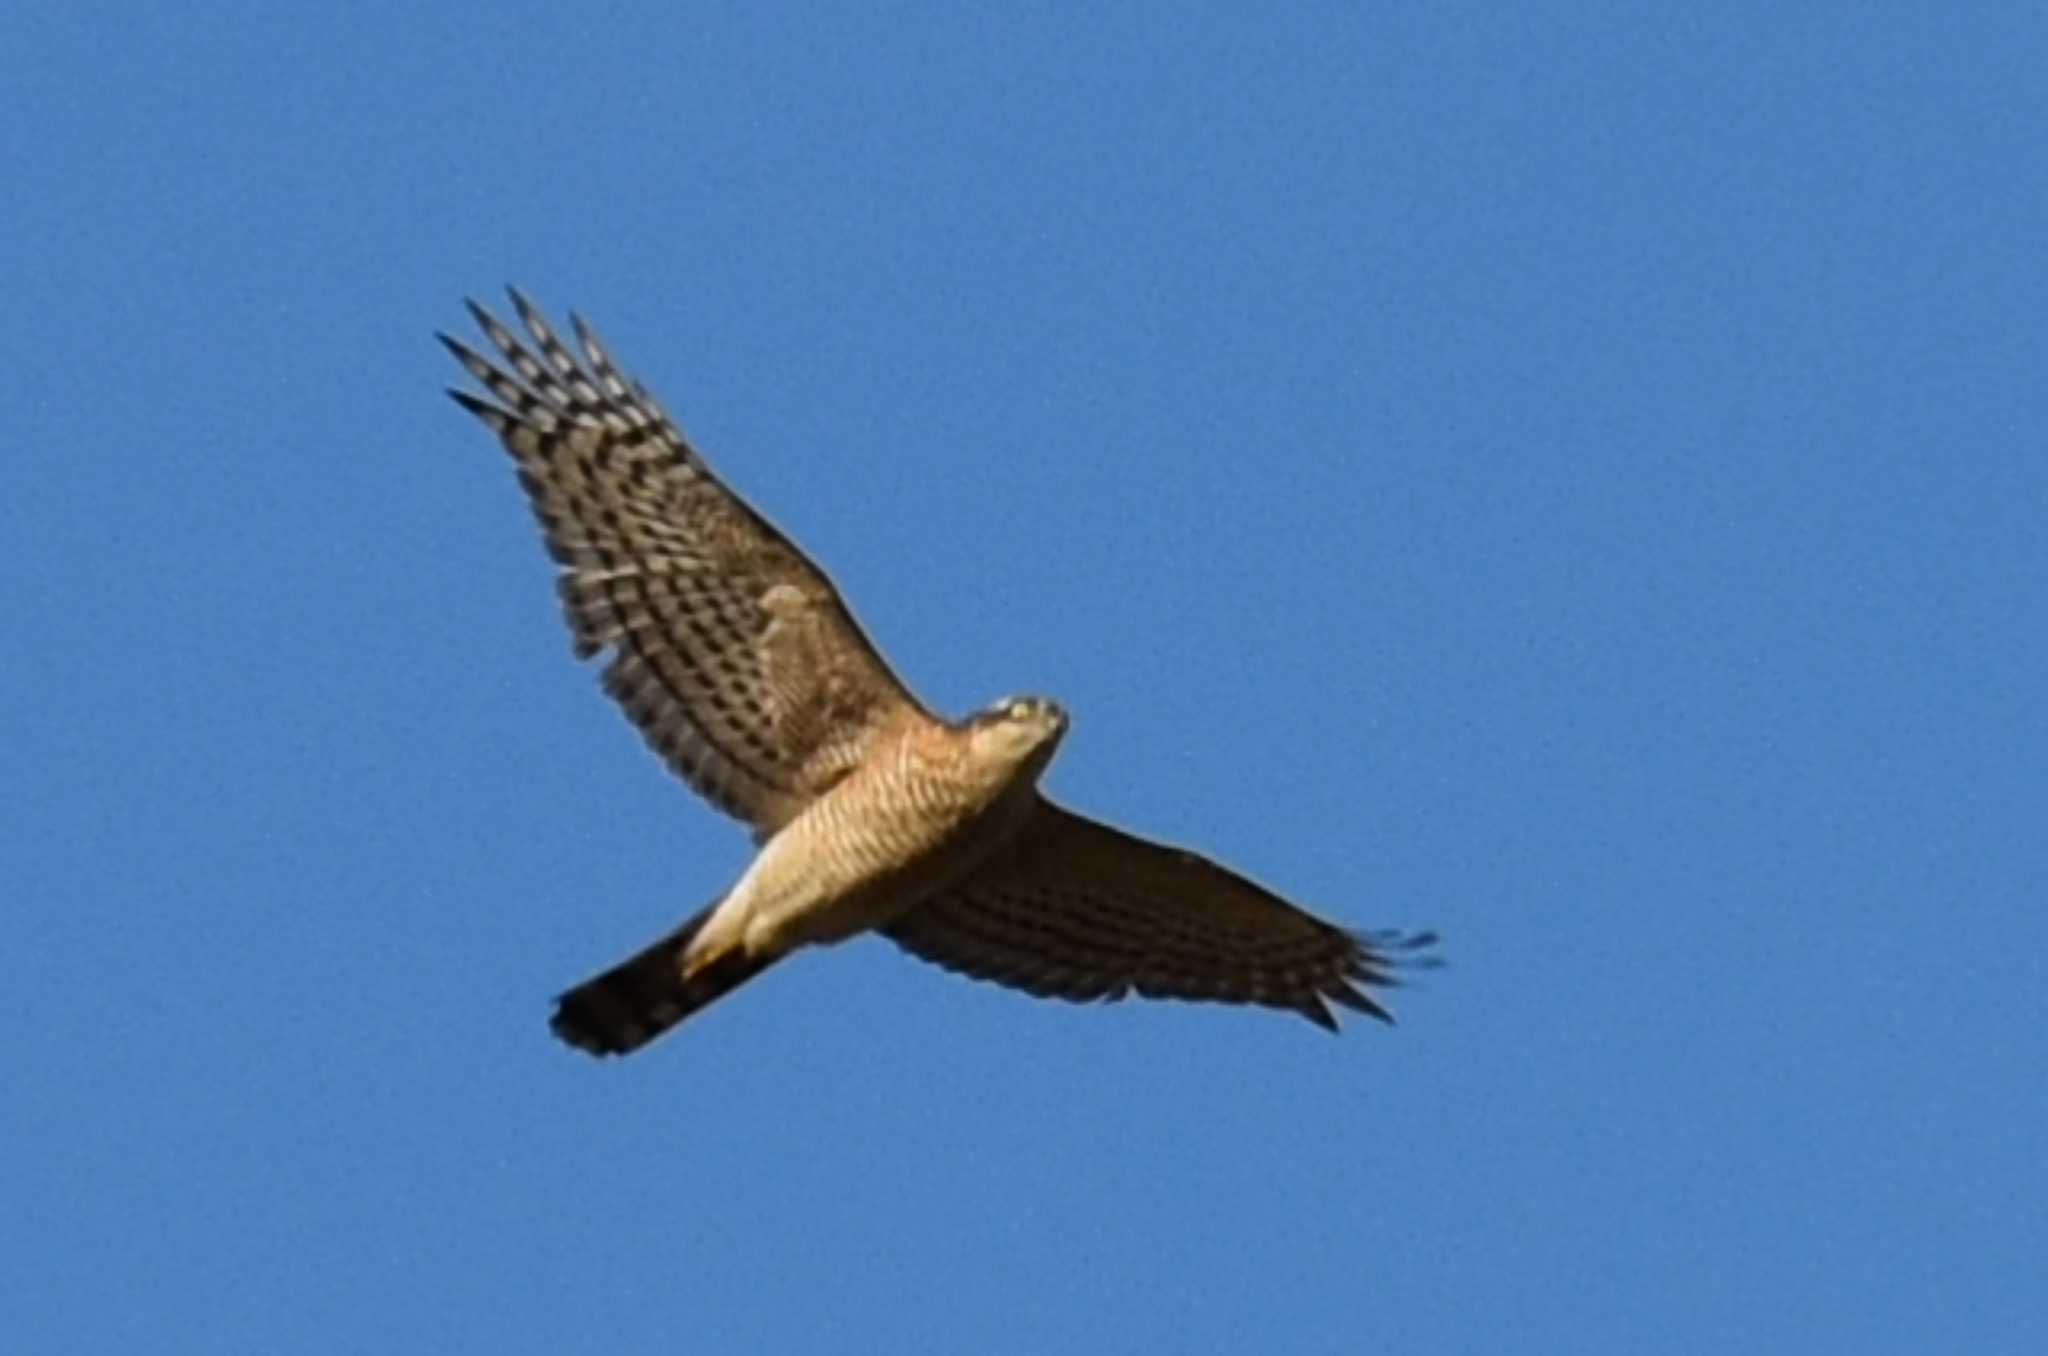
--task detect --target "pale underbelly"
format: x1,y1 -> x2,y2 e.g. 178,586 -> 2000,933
728,797 -> 1026,953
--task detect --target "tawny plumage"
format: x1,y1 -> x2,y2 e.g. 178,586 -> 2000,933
441,290 -> 1436,1057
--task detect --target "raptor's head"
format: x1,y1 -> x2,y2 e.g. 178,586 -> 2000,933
967,694 -> 1069,772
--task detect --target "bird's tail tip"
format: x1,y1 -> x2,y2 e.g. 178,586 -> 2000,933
549,904 -> 782,1058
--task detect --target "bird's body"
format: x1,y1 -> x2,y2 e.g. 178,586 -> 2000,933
699,698 -> 1062,960
440,291 -> 1435,1056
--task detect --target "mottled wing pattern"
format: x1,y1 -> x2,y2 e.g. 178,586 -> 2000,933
885,799 -> 1437,1028
441,291 -> 927,834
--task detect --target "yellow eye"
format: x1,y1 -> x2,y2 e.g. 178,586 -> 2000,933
1008,699 -> 1032,721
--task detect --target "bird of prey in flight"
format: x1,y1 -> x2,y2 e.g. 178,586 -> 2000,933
440,291 -> 1436,1056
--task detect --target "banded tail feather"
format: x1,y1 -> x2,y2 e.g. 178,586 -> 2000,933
550,904 -> 779,1056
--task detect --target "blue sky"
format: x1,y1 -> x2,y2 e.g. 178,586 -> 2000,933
6,4 -> 2043,1352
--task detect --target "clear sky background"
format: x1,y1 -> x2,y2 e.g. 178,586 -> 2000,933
6,5 -> 2043,1352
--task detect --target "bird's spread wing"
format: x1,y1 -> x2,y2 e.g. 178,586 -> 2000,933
442,290 -> 929,834
884,799 -> 1437,1028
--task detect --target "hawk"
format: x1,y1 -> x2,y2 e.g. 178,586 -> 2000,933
441,290 -> 1437,1056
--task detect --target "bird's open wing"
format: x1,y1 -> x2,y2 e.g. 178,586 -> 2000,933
884,799 -> 1436,1028
442,290 -> 930,835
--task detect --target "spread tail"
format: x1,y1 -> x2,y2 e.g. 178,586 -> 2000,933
549,904 -> 778,1057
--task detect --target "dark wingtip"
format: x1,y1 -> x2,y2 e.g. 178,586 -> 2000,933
1303,927 -> 1440,1032
1325,982 -> 1396,1026
444,387 -> 502,420
1302,999 -> 1342,1033
1392,929 -> 1444,963
464,296 -> 502,334
1364,928 -> 1446,971
507,285 -> 543,327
